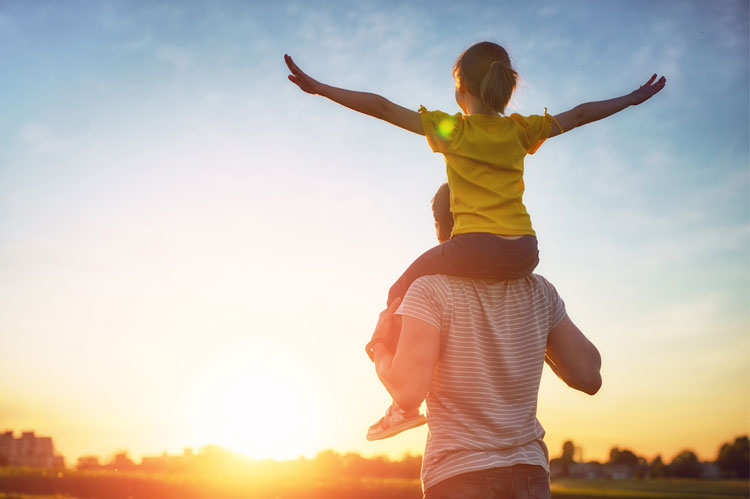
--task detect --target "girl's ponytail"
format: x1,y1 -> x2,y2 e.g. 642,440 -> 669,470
454,41 -> 518,114
480,61 -> 517,114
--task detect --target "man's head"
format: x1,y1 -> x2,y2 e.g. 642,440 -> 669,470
432,182 -> 453,244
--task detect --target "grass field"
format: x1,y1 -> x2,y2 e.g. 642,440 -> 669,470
0,469 -> 747,498
551,478 -> 749,498
0,494 -> 78,499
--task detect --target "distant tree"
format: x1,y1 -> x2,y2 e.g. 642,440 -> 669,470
650,455 -> 666,478
608,447 -> 639,467
314,450 -> 344,475
77,456 -> 100,470
313,450 -> 420,480
561,441 -> 576,477
716,436 -> 750,479
341,452 -> 368,477
562,441 -> 575,462
398,453 -> 422,479
634,457 -> 650,479
668,450 -> 701,478
109,451 -> 135,471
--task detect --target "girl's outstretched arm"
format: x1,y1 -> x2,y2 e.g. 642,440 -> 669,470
548,74 -> 666,138
285,54 -> 424,136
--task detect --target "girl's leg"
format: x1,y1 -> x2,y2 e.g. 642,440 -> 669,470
387,233 -> 539,306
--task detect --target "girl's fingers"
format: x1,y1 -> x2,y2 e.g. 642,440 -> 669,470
284,54 -> 320,94
643,74 -> 657,86
284,54 -> 301,75
652,76 -> 666,92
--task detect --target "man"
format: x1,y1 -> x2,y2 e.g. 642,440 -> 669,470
369,183 -> 602,499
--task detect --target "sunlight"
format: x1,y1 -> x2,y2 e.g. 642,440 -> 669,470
189,365 -> 315,460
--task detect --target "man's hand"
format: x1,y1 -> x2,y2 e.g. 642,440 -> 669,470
365,298 -> 402,361
284,54 -> 324,95
629,74 -> 667,106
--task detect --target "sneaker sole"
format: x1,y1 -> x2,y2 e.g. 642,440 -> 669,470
366,415 -> 427,441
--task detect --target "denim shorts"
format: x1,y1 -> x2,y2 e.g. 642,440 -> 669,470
423,464 -> 550,499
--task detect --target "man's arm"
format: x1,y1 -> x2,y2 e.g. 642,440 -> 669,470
372,309 -> 440,412
545,314 -> 602,395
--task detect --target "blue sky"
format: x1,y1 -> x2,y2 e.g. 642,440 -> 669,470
0,0 -> 748,463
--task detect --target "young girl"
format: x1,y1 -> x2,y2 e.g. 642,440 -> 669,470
284,42 -> 665,440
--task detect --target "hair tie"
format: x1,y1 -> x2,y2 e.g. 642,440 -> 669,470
490,60 -> 510,71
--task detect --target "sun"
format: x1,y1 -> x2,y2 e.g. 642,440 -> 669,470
188,365 -> 317,460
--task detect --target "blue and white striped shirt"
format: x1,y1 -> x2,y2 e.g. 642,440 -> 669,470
397,274 -> 566,491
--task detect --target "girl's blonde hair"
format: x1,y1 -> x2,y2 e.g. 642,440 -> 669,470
453,41 -> 517,114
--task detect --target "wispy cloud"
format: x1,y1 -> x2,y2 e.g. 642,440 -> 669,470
713,0 -> 750,51
0,12 -> 11,33
290,4 -> 441,96
628,294 -> 735,339
157,45 -> 193,71
20,123 -> 70,156
538,6 -> 558,17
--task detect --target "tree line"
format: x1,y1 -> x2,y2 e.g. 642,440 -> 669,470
552,435 -> 748,479
67,435 -> 749,481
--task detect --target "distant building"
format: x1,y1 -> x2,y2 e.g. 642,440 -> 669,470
699,461 -> 722,479
550,459 -> 607,479
140,448 -> 195,472
0,431 -> 65,469
76,455 -> 100,470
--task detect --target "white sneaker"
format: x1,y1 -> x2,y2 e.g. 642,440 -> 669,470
366,403 -> 426,441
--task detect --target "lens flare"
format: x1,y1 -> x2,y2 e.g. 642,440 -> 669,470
437,117 -> 457,139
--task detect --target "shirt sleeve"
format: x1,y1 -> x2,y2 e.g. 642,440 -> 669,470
536,275 -> 567,329
418,106 -> 464,154
508,113 -> 555,154
396,276 -> 445,331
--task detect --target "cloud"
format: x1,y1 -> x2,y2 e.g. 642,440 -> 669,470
120,34 -> 154,53
538,6 -> 558,17
0,12 -> 9,31
290,4 -> 440,93
20,123 -> 70,155
713,0 -> 750,51
634,295 -> 728,339
157,45 -> 193,71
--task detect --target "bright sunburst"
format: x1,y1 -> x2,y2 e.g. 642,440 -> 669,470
189,365 -> 315,460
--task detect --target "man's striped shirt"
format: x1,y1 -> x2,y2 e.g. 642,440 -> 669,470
397,274 -> 566,491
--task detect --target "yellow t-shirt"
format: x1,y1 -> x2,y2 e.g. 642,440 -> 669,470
419,106 -> 554,237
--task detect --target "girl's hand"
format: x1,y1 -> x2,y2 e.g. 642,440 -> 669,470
285,54 -> 324,95
365,298 -> 402,361
629,74 -> 667,105
283,54 -> 424,135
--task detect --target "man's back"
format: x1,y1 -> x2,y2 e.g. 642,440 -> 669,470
398,273 -> 566,490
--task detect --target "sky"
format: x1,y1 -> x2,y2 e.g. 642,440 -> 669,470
1,0 -> 748,466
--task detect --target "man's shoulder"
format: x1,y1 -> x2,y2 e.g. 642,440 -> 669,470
407,275 -> 451,298
408,273 -> 560,308
412,274 -> 451,287
412,273 -> 556,290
